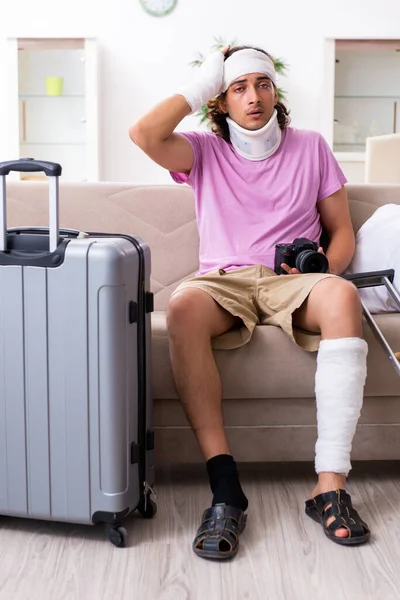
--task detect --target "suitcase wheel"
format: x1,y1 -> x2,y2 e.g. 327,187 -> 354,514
106,524 -> 128,548
138,497 -> 157,519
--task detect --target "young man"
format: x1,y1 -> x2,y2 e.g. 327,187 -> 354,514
130,45 -> 371,559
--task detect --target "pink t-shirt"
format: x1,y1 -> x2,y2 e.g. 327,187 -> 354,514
170,128 -> 347,275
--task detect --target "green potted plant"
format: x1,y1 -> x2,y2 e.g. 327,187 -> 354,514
190,36 -> 288,124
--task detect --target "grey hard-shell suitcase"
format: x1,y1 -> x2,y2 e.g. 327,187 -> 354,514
0,158 -> 156,547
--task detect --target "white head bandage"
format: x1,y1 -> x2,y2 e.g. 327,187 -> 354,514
222,49 -> 276,92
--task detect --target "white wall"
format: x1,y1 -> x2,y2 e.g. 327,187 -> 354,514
1,0 -> 400,184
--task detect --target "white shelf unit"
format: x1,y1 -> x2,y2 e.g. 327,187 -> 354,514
333,40 -> 400,155
4,37 -> 99,182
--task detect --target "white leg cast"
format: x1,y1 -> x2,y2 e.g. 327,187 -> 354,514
315,337 -> 368,476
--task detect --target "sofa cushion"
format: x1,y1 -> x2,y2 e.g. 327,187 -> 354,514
347,199 -> 377,233
152,311 -> 400,399
6,182 -> 199,312
7,182 -> 400,313
347,183 -> 400,208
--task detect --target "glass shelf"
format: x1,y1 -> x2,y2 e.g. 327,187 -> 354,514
20,142 -> 85,146
335,95 -> 400,99
19,94 -> 85,98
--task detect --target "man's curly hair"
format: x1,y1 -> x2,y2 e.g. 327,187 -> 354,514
206,45 -> 291,143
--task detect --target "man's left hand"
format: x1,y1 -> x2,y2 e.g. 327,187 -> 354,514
280,247 -> 326,275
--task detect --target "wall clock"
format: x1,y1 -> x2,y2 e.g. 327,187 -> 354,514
139,0 -> 178,17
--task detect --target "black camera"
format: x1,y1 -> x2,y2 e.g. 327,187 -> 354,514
274,237 -> 329,275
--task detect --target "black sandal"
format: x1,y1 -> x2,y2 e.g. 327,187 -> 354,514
305,488 -> 370,546
192,503 -> 247,559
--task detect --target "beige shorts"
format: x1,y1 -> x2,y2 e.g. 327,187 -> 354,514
171,265 -> 337,352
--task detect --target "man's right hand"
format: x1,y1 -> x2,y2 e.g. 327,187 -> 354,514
177,46 -> 230,113
129,46 -> 230,174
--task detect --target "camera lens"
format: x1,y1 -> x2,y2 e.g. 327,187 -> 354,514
296,250 -> 329,273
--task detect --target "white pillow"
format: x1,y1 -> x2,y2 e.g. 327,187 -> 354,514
345,204 -> 400,313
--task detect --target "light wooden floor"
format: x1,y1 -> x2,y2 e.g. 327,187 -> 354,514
0,462 -> 399,600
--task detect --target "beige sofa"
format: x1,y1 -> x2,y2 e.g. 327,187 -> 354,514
6,181 -> 400,463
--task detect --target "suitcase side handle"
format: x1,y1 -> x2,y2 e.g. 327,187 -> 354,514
0,158 -> 62,177
0,158 -> 62,253
7,226 -> 87,239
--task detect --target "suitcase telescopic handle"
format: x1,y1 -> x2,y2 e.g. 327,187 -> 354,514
0,158 -> 62,177
0,158 -> 62,253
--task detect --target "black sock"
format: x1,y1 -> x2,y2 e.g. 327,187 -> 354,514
206,454 -> 248,512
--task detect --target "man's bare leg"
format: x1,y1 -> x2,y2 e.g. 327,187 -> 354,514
167,287 -> 249,525
167,288 -> 240,460
293,277 -> 365,539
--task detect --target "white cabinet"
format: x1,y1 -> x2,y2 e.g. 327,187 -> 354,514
3,38 -> 99,181
333,40 -> 400,154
